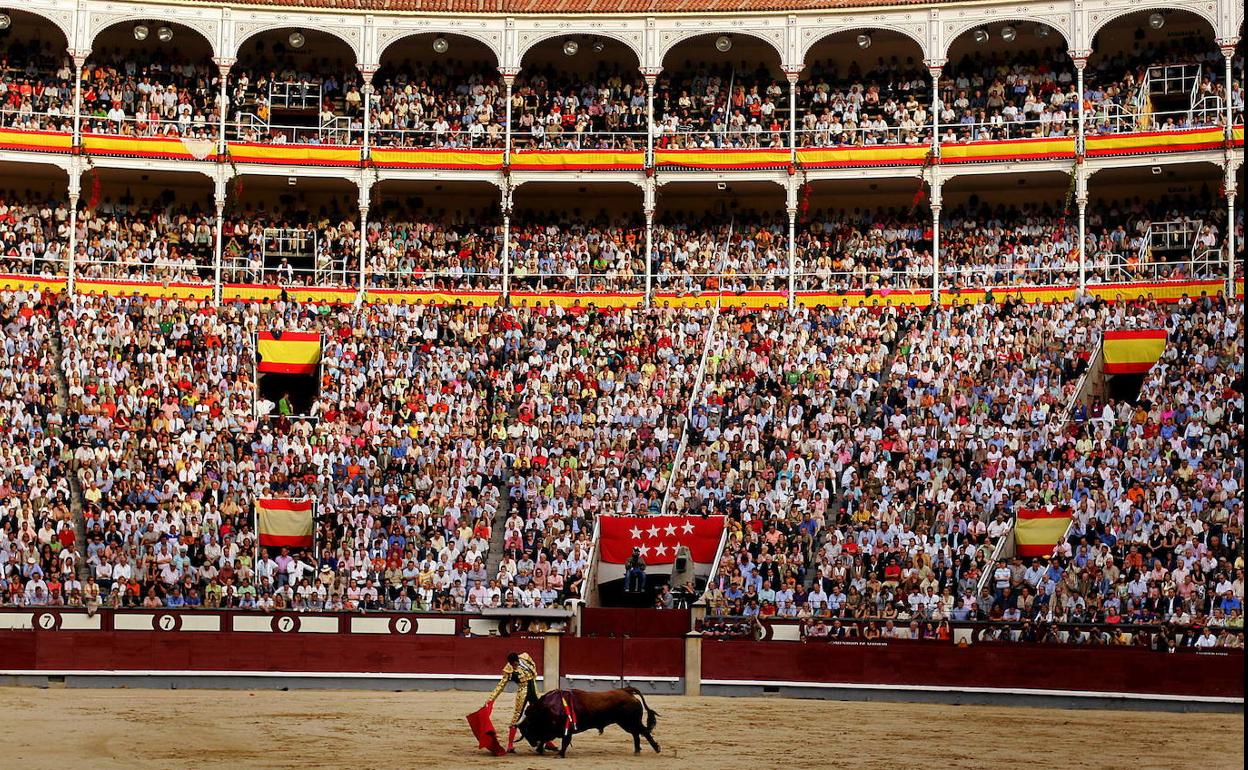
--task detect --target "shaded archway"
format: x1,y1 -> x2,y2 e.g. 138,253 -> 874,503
512,35 -> 644,151
655,180 -> 786,292
509,181 -> 643,293
71,166 -> 215,283
84,21 -> 216,139
800,29 -> 929,148
941,22 -> 1072,142
0,9 -> 71,133
373,33 -> 502,149
1086,162 -> 1227,283
797,177 -> 932,292
658,32 -> 785,149
1087,10 -> 1223,132
939,170 -> 1073,289
223,174 -> 359,287
0,159 -> 68,276
230,29 -> 360,145
367,179 -> 501,290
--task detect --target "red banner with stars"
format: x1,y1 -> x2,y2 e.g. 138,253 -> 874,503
596,515 -> 725,582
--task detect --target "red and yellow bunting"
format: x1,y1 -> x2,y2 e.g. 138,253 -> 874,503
226,142 -> 361,166
0,274 -> 68,293
82,134 -> 218,161
256,331 -> 321,375
75,279 -> 213,301
365,289 -> 501,306
655,148 -> 791,170
222,284 -> 357,304
0,129 -> 73,154
509,150 -> 645,171
1085,127 -> 1226,157
797,144 -> 926,168
369,148 -> 504,170
940,136 -> 1075,163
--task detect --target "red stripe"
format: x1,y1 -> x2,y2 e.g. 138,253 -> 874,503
257,499 -> 313,512
1103,330 -> 1166,341
257,362 -> 318,375
257,331 -> 321,343
1016,544 -> 1057,557
258,534 -> 314,547
1104,362 -> 1157,374
1015,510 -> 1072,520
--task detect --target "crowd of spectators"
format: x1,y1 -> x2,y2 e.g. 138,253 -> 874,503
512,65 -> 648,151
654,63 -> 789,149
1,39 -> 73,132
370,57 -> 504,149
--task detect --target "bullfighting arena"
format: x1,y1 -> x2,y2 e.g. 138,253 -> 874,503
2,688 -> 1242,770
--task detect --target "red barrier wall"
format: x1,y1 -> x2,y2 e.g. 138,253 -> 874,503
701,640 -> 1244,699
561,636 -> 685,679
579,608 -> 690,638
0,631 -> 541,676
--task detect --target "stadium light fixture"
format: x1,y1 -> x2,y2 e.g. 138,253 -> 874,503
157,26 -> 174,43
972,29 -> 990,45
1035,25 -> 1051,39
562,39 -> 579,56
1001,26 -> 1017,42
0,14 -> 11,31
1149,13 -> 1165,30
591,39 -> 605,53
133,24 -> 150,41
715,35 -> 733,53
288,31 -> 307,49
856,34 -> 872,50
432,37 -> 449,54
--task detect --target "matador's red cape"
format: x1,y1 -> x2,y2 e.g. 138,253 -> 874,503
467,702 -> 507,756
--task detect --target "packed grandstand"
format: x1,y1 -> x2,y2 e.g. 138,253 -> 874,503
0,0 -> 1243,655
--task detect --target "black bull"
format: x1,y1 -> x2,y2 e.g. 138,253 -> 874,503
516,687 -> 661,757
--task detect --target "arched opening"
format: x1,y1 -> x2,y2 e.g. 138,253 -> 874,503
658,32 -> 785,149
512,35 -> 644,151
509,181 -> 643,293
941,22 -> 1072,142
796,177 -> 932,292
366,179 -> 500,290
654,181 -> 786,293
84,21 -> 217,139
939,170 -> 1074,289
800,30 -> 928,148
373,33 -> 502,149
0,159 -> 68,276
0,9 -> 72,133
71,167 -> 215,283
1088,10 -> 1224,133
222,174 -> 359,287
1086,162 -> 1228,283
229,29 -> 360,145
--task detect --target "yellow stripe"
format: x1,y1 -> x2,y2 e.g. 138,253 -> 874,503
369,148 -> 503,168
0,130 -> 73,151
365,290 -> 501,306
512,292 -> 644,309
81,135 -> 212,159
796,291 -> 931,308
655,149 -> 790,167
0,274 -> 68,292
256,337 -> 321,367
939,138 -> 1074,161
1014,517 -> 1071,545
226,143 -> 361,164
257,507 -> 314,538
1103,337 -> 1165,367
1086,128 -> 1223,152
76,280 -> 212,300
796,145 -> 928,166
509,150 -> 644,169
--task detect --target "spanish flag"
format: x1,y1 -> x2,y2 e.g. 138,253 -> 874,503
1015,508 -> 1073,557
1102,329 -> 1167,374
256,499 -> 315,548
256,331 -> 321,375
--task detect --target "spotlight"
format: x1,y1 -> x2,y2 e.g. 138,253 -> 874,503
288,32 -> 306,49
715,35 -> 733,53
156,26 -> 173,43
856,34 -> 872,50
1001,26 -> 1017,42
432,37 -> 449,54
1035,25 -> 1051,39
133,24 -> 150,41
591,39 -> 605,53
0,14 -> 11,31
973,29 -> 989,45
1148,13 -> 1165,30
562,39 -> 579,56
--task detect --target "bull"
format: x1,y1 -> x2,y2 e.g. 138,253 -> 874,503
516,686 -> 661,758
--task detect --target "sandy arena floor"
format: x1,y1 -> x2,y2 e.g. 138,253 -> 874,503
1,688 -> 1241,769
